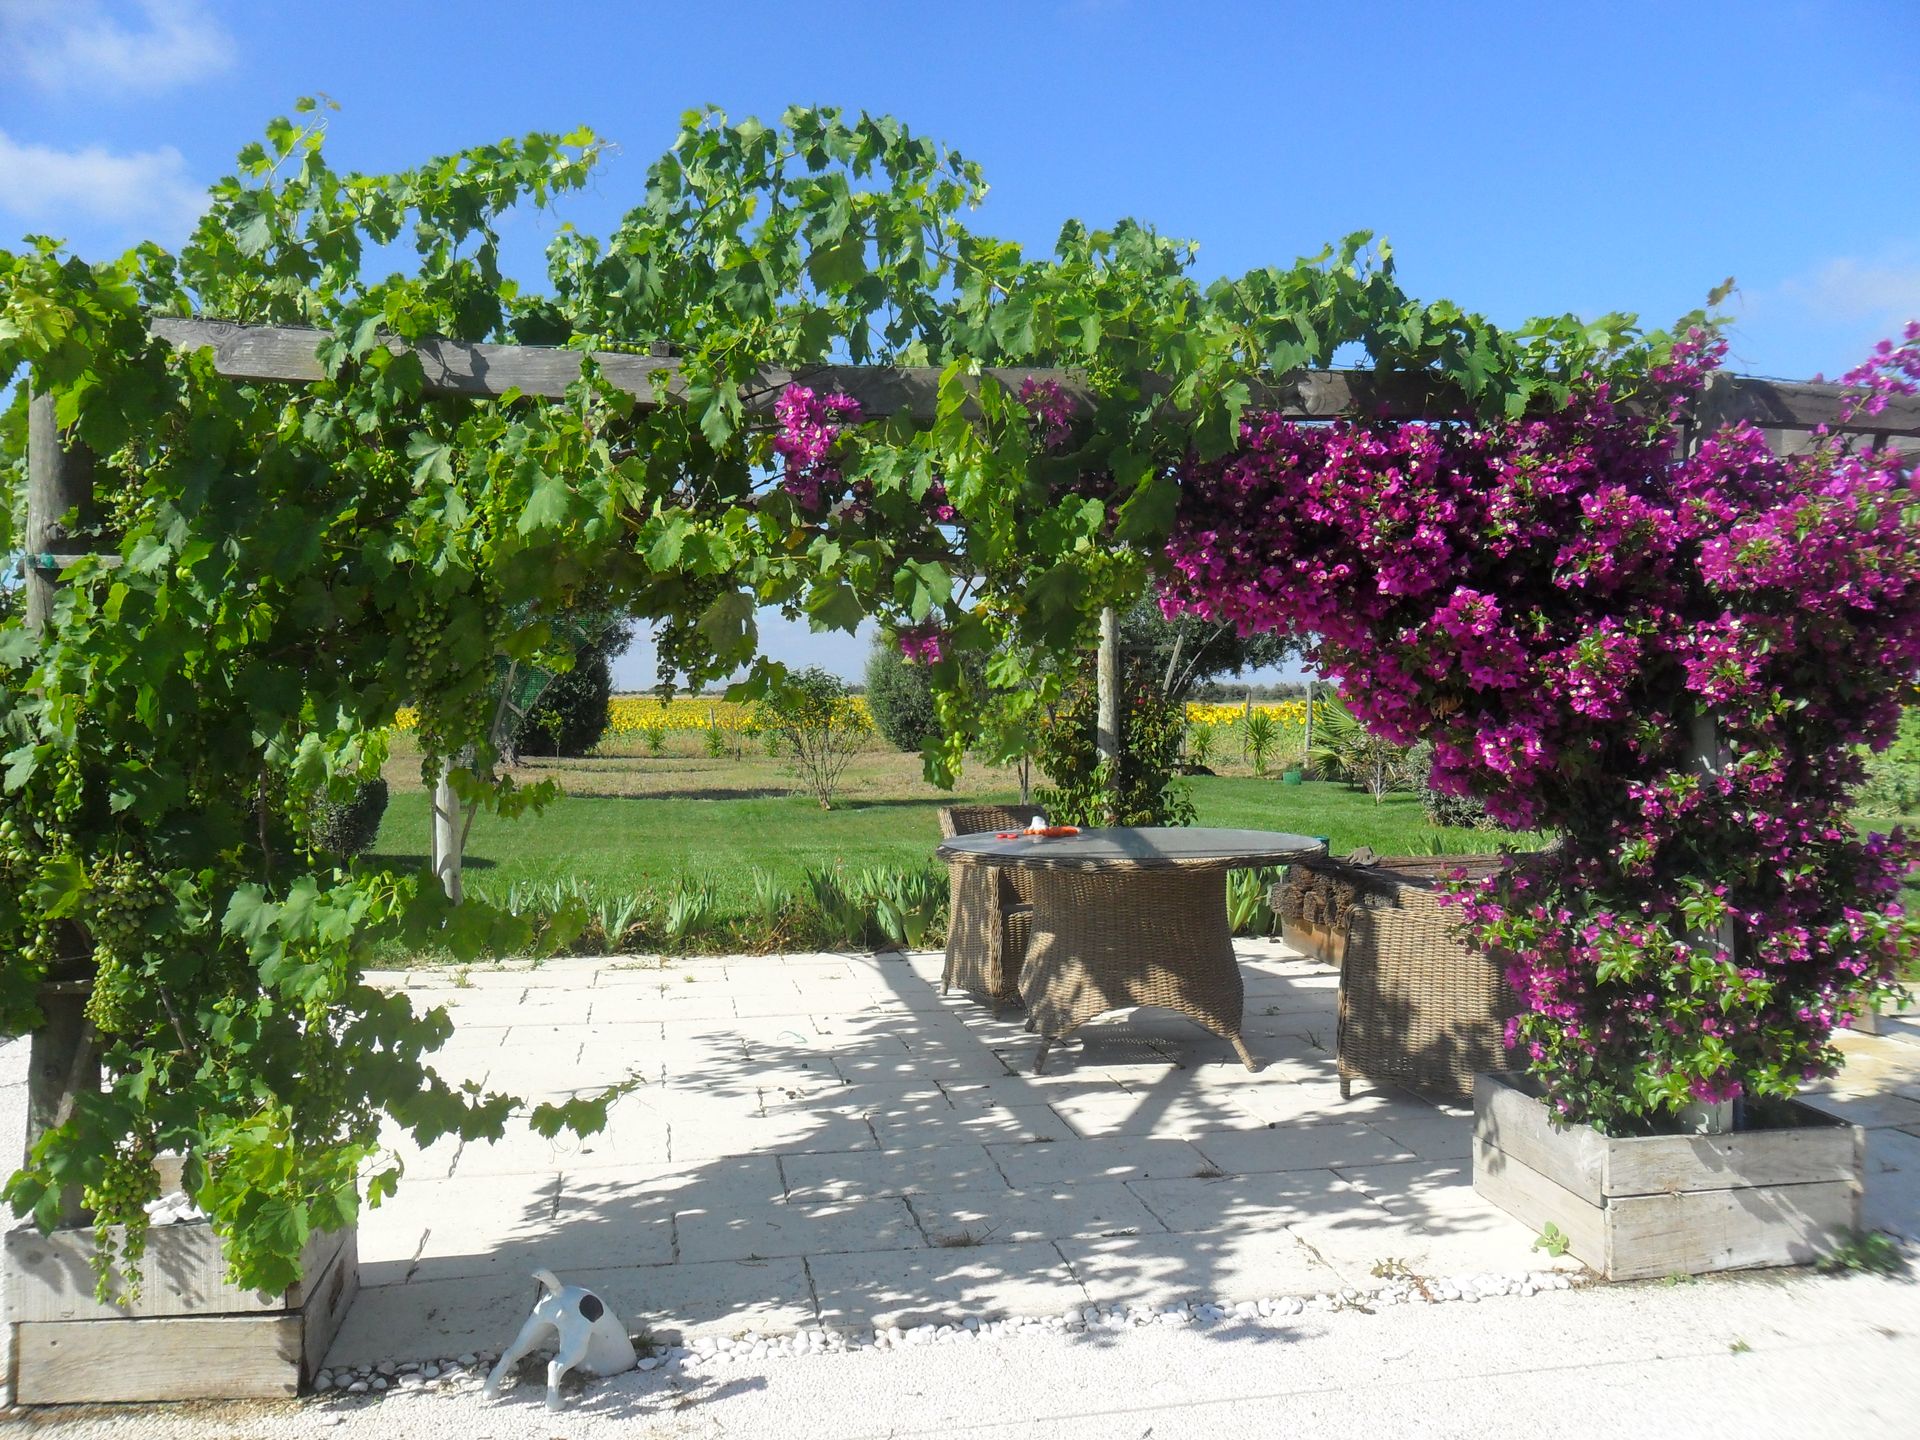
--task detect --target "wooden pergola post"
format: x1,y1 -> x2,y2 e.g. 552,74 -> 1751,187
23,391 -> 101,1224
1095,606 -> 1120,823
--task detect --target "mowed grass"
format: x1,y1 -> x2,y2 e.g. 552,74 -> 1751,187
372,748 -> 1525,910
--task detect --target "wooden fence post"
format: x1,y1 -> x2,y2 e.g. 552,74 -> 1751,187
23,391 -> 101,1224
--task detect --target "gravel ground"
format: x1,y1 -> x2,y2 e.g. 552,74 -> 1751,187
4,1266 -> 1917,1439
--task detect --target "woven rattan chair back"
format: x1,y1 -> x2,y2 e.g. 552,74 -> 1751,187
937,804 -> 1047,840
936,803 -> 1045,1010
1336,880 -> 1518,1103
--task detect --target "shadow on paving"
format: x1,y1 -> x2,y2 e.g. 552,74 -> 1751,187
326,944 -> 1555,1383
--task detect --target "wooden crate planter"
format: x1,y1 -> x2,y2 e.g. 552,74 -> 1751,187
1472,1072 -> 1862,1281
3,1219 -> 357,1403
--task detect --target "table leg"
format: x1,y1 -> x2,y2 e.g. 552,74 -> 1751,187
1019,866 -> 1255,1070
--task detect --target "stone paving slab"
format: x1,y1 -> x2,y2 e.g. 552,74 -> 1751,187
868,1101 -> 1076,1150
450,1106 -> 672,1176
808,1239 -> 1086,1329
1047,1086 -> 1276,1140
1187,1121 -> 1420,1175
355,1172 -> 564,1285
987,1135 -> 1213,1188
779,1143 -> 1009,1202
325,1272 -> 534,1367
673,1196 -> 923,1264
1059,1229 -> 1345,1307
908,1182 -> 1168,1246
1127,1168 -> 1384,1235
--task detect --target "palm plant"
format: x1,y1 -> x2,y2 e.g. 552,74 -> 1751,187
1186,721 -> 1218,769
1243,710 -> 1279,777
1309,693 -> 1416,803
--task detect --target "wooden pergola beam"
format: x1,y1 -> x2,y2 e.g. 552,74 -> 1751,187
151,316 -> 1920,434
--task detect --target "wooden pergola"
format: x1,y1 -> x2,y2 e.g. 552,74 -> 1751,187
22,316 -> 1920,1195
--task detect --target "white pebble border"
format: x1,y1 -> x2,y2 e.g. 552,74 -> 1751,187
309,1271 -> 1578,1400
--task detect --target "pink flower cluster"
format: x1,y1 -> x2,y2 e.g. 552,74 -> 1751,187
1161,334 -> 1920,1128
773,383 -> 863,512
1836,320 -> 1920,423
1019,377 -> 1077,451
896,623 -> 946,664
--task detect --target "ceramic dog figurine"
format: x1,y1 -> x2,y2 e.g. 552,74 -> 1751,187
484,1269 -> 637,1409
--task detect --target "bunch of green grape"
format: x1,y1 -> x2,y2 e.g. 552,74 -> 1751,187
3,816 -> 68,981
405,593 -> 500,762
83,853 -> 162,1035
83,1135 -> 157,1306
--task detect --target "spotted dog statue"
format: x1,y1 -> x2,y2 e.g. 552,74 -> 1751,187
484,1269 -> 637,1409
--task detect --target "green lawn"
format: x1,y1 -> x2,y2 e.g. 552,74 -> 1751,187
373,774 -> 1523,910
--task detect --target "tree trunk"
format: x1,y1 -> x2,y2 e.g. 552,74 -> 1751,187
431,767 -> 464,904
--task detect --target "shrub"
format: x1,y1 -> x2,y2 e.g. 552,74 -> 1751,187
866,634 -> 942,751
308,778 -> 389,858
865,866 -> 945,949
1407,742 -> 1497,830
1855,707 -> 1920,815
1035,667 -> 1195,828
516,646 -> 614,757
757,667 -> 871,808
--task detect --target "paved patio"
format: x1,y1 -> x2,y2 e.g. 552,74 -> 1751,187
319,940 -> 1920,1367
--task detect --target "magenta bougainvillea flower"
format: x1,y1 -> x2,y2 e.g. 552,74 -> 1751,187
1162,330 -> 1920,1129
772,383 -> 863,513
896,623 -> 946,665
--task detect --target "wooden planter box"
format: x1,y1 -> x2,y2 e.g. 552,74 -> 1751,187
3,1218 -> 357,1403
1472,1072 -> 1862,1281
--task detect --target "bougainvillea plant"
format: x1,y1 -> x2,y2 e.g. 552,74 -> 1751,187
1163,331 -> 1920,1132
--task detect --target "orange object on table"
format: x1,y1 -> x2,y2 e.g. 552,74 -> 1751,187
993,826 -> 1081,839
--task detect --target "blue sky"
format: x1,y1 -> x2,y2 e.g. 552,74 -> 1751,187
5,1 -> 1917,686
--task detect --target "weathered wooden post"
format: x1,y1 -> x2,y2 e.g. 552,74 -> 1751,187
1302,677 -> 1315,776
22,392 -> 100,1224
1095,606 -> 1120,823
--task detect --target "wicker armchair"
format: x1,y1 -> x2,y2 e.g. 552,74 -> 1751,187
1274,854 -> 1517,1103
937,804 -> 1045,1008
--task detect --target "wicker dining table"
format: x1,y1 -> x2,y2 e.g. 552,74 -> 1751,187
934,826 -> 1326,1072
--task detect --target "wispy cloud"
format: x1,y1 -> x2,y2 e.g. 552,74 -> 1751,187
0,0 -> 235,95
1775,255 -> 1920,327
0,130 -> 205,234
